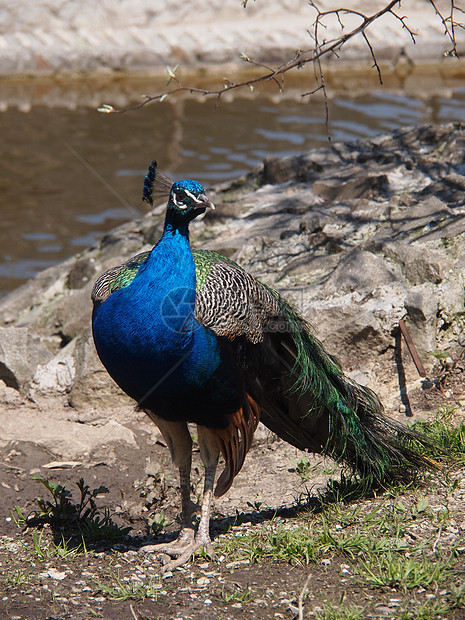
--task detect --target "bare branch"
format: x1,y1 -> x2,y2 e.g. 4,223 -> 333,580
389,9 -> 419,43
98,0 -> 463,118
362,31 -> 383,84
429,0 -> 463,57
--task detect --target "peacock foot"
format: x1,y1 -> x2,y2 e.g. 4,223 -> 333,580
139,526 -> 195,556
140,528 -> 217,572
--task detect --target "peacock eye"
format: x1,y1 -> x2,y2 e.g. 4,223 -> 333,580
176,190 -> 187,202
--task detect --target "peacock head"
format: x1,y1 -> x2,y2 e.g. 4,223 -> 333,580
168,179 -> 215,220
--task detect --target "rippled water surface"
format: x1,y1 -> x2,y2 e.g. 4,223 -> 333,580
1,77 -> 465,295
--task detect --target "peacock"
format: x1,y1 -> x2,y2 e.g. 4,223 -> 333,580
91,161 -> 434,571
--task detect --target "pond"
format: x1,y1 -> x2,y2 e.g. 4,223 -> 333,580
1,68 -> 464,295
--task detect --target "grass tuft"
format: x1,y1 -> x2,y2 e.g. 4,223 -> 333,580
95,571 -> 163,601
314,603 -> 365,620
411,405 -> 465,465
360,551 -> 457,592
220,584 -> 253,603
14,476 -> 131,548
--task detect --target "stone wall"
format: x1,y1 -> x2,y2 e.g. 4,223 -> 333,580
0,0 -> 462,76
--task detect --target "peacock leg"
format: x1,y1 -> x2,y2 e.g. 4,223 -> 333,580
153,425 -> 220,572
140,416 -> 196,557
193,425 -> 220,558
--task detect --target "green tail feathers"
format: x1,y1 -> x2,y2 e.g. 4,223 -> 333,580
272,289 -> 437,484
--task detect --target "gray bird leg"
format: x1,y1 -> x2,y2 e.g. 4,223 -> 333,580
190,424 -> 220,558
144,424 -> 221,572
140,415 -> 196,556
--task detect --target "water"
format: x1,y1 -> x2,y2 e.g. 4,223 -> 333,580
1,74 -> 465,295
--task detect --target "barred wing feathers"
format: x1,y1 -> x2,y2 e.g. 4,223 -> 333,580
92,252 -> 150,305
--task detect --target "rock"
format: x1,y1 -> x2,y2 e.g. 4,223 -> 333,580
371,240 -> 448,285
0,262 -> 70,327
0,404 -> 139,456
0,327 -> 53,393
263,155 -> 323,184
66,259 -> 97,290
0,379 -> 25,406
322,249 -> 400,295
1,0 -> 460,78
31,339 -> 76,396
68,328 -> 133,410
53,284 -> 94,343
312,173 -> 389,202
306,291 -> 403,371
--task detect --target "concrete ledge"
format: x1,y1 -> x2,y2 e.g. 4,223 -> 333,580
0,0 -> 463,77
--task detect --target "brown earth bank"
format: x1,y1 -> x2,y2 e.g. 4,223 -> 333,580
1,365 -> 465,619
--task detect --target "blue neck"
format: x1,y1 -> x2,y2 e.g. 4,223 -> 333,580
135,209 -> 196,338
91,204 -> 234,414
162,207 -> 191,238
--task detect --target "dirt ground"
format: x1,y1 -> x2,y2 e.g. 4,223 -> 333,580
1,362 -> 465,620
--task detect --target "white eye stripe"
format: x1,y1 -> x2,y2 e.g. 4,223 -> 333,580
173,188 -> 202,209
184,189 -> 196,201
183,189 -> 204,203
173,193 -> 188,209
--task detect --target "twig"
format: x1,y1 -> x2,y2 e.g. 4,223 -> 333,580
432,526 -> 443,553
362,31 -> 383,84
99,1 -> 411,115
399,319 -> 427,378
98,0 -> 464,138
298,573 -> 312,620
429,0 -> 464,57
390,8 -> 419,43
0,461 -> 25,472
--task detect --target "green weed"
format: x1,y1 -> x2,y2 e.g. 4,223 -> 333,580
221,508 -> 410,566
314,603 -> 365,620
322,473 -> 383,504
16,476 -> 131,547
360,551 -> 456,591
290,454 -> 315,484
96,572 -> 163,601
221,522 -> 319,565
397,584 -> 465,620
28,529 -> 84,560
318,522 -> 409,558
149,512 -> 171,535
246,500 -> 263,511
5,568 -> 27,586
412,405 -> 465,464
220,584 -> 253,603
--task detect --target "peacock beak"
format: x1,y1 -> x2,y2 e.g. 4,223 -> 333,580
197,194 -> 215,210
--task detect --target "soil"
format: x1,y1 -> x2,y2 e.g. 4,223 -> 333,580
1,363 -> 465,620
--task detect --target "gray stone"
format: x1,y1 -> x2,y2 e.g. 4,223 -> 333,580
53,284 -> 94,343
0,0 -> 462,77
370,241 -> 448,285
323,249 -> 400,295
66,259 -> 97,290
305,289 -> 405,371
31,339 -> 77,396
0,327 -> 53,393
68,328 -> 133,410
312,173 -> 389,203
